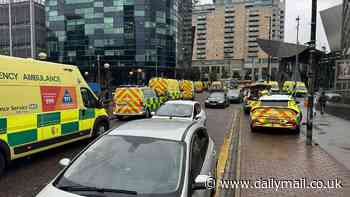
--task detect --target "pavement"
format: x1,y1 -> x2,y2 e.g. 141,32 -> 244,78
0,93 -> 237,197
236,108 -> 350,197
300,102 -> 350,170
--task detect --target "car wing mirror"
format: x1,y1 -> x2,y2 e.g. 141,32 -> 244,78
59,158 -> 71,167
192,175 -> 212,190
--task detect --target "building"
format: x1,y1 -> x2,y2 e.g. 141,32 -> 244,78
45,0 -> 192,85
0,0 -> 46,58
192,0 -> 285,80
343,0 -> 350,57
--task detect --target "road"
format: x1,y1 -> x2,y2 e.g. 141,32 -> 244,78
0,93 -> 238,197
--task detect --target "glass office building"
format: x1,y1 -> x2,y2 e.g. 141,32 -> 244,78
45,0 -> 192,85
0,0 -> 46,58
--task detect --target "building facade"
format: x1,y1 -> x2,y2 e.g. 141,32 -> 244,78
0,0 -> 46,58
192,0 -> 285,80
342,0 -> 350,57
45,0 -> 192,85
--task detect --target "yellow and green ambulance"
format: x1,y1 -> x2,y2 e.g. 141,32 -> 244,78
0,55 -> 109,175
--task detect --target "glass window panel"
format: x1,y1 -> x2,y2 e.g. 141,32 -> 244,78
135,10 -> 145,17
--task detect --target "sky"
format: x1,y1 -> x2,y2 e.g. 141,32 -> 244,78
199,0 -> 343,51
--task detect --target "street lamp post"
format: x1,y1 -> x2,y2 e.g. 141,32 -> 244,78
137,68 -> 142,85
104,63 -> 111,99
306,0 -> 317,146
265,16 -> 272,82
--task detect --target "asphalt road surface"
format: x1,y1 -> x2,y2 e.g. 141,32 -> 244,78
0,92 -> 238,197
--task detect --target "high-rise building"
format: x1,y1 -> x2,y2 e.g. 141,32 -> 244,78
0,0 -> 46,58
192,0 -> 285,79
45,0 -> 192,84
342,0 -> 350,56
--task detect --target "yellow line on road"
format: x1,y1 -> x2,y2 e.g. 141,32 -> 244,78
215,111 -> 237,197
235,111 -> 243,197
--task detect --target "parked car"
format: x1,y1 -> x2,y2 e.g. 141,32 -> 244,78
205,91 -> 229,108
227,89 -> 242,103
36,119 -> 217,197
152,100 -> 207,126
250,95 -> 302,133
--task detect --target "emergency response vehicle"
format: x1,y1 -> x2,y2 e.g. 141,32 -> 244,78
180,80 -> 195,100
282,81 -> 308,96
242,83 -> 271,114
250,95 -> 302,133
166,79 -> 182,100
194,81 -> 204,93
113,86 -> 160,119
264,81 -> 279,93
0,55 -> 109,175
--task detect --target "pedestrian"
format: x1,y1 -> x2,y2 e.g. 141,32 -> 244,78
318,91 -> 327,115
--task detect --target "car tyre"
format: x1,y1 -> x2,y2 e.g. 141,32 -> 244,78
0,152 -> 6,176
294,126 -> 300,134
93,121 -> 109,137
145,109 -> 151,118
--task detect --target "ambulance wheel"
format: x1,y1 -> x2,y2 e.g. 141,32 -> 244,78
0,153 -> 5,176
145,109 -> 151,118
93,121 -> 109,137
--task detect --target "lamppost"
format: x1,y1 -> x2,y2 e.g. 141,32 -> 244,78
129,71 -> 134,84
265,16 -> 272,82
137,68 -> 143,85
104,63 -> 111,98
156,46 -> 162,77
84,71 -> 89,81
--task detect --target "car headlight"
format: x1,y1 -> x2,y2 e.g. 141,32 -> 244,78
219,100 -> 224,103
205,100 -> 209,103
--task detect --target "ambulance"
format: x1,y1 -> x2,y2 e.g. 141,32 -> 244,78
0,55 -> 109,175
180,80 -> 195,100
166,79 -> 182,100
113,86 -> 160,119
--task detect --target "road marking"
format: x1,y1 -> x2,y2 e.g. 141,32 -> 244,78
215,108 -> 237,197
235,111 -> 243,197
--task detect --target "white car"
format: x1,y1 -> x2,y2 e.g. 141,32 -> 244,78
152,100 -> 207,126
36,119 -> 217,197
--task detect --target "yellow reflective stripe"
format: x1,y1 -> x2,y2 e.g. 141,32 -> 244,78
7,114 -> 37,133
61,109 -> 79,124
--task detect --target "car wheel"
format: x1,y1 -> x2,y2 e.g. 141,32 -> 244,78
0,153 -> 5,176
250,125 -> 257,132
145,109 -> 151,118
116,115 -> 125,120
93,121 -> 109,137
294,126 -> 300,134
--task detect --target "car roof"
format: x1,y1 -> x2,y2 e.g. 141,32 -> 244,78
164,100 -> 198,105
259,95 -> 291,101
108,119 -> 195,141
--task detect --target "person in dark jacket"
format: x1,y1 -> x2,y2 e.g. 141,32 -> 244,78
318,92 -> 327,115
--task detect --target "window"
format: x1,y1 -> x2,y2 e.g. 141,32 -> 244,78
81,88 -> 98,108
194,103 -> 201,117
190,129 -> 209,181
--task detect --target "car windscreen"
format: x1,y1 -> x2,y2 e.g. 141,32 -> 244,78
54,136 -> 185,195
155,103 -> 193,118
261,100 -> 289,107
209,92 -> 225,99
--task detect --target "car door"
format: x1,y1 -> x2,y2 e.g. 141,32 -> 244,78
190,129 -> 216,197
79,88 -> 98,132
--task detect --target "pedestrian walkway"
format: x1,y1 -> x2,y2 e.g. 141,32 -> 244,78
300,104 -> 350,170
237,113 -> 350,197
